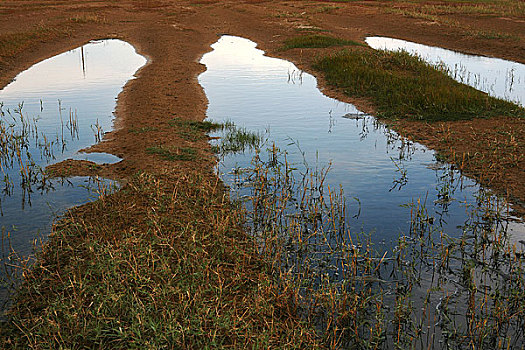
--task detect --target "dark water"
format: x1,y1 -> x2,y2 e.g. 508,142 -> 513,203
199,35 -> 524,246
0,40 -> 145,262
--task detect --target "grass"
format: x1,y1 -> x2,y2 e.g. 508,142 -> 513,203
384,3 -> 524,40
214,134 -> 525,348
146,145 -> 196,161
0,171 -> 320,348
281,34 -> 364,50
129,126 -> 158,134
211,123 -> 261,156
313,48 -> 525,121
69,14 -> 108,24
168,117 -> 223,140
386,0 -> 525,18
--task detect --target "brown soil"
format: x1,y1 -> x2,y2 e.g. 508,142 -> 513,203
0,1 -> 523,213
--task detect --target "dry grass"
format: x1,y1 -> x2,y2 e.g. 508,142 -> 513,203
1,170 -> 320,348
384,2 -> 524,41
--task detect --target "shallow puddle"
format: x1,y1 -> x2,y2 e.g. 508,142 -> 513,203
366,36 -> 525,107
0,39 -> 146,304
199,35 -> 525,346
200,36 -> 524,245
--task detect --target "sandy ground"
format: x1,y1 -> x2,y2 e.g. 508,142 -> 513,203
1,0 -> 524,209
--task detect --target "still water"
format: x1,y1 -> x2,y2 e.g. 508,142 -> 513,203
0,39 -> 146,258
199,35 -> 524,246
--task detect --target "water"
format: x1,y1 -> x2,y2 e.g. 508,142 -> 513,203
0,40 -> 145,262
366,36 -> 525,107
199,35 -> 525,348
199,35 -> 524,247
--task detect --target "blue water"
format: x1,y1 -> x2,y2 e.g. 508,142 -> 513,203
199,35 -> 524,245
0,39 -> 146,258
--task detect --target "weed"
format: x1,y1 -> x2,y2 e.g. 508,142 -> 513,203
210,122 -> 261,156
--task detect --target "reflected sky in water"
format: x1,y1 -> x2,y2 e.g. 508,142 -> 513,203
200,35 -> 524,245
366,36 -> 525,107
0,39 -> 146,257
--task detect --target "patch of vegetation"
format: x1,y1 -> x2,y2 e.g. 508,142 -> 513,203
313,48 -> 525,121
387,0 -> 525,18
0,172 -> 320,348
211,124 -> 261,156
315,5 -> 340,13
281,34 -> 364,50
467,28 -> 519,40
146,146 -> 196,161
168,117 -> 223,140
384,2 -> 524,40
294,26 -> 330,33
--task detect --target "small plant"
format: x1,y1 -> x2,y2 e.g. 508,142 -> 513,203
210,122 -> 261,156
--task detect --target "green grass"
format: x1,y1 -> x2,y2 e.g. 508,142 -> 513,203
281,35 -> 364,50
212,124 -> 261,156
0,172 -> 319,348
313,48 -> 525,121
168,117 -> 223,140
146,146 -> 196,161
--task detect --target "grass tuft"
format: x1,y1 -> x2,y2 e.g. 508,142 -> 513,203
313,48 -> 525,121
169,117 -> 224,140
146,146 -> 196,161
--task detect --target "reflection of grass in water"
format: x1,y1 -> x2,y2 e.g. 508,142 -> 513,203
314,48 -> 525,121
211,122 -> 261,156
0,103 -> 78,209
214,125 -> 525,348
